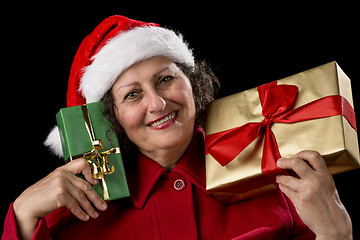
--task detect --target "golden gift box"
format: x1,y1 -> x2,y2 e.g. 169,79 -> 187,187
205,61 -> 360,204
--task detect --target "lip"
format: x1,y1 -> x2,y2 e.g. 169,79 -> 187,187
146,111 -> 178,130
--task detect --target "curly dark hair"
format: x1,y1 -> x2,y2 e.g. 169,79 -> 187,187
101,59 -> 220,155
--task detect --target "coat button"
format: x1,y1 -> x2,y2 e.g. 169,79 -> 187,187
174,179 -> 186,191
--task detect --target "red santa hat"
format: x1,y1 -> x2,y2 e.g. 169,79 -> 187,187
45,15 -> 195,157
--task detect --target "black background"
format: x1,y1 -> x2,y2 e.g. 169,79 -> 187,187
2,2 -> 359,238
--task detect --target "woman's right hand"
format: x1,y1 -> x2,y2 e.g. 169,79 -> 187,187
13,158 -> 108,240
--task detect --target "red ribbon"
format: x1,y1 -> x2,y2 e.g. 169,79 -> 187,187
205,80 -> 357,184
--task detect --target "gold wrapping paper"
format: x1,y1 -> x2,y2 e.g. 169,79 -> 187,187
205,61 -> 360,204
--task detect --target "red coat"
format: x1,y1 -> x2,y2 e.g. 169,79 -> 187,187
2,129 -> 315,239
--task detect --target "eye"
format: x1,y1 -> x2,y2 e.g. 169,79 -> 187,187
159,75 -> 174,84
124,90 -> 141,100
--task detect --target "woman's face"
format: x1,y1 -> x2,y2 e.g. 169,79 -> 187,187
111,56 -> 196,156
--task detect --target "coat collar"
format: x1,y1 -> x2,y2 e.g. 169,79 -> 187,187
125,128 -> 208,209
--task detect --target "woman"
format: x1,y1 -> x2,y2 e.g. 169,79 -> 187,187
3,15 -> 352,240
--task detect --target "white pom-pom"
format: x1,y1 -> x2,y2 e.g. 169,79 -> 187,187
44,126 -> 63,158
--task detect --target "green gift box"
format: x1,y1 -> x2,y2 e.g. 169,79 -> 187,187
56,101 -> 130,201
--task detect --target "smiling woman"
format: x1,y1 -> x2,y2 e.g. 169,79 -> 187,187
3,15 -> 353,240
102,58 -> 219,159
109,57 -> 196,170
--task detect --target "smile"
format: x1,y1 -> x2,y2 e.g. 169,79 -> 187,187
147,111 -> 178,129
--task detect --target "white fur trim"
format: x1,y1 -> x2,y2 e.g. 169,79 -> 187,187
80,26 -> 195,103
44,126 -> 63,158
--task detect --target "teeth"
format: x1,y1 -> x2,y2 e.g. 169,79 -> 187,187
149,112 -> 176,127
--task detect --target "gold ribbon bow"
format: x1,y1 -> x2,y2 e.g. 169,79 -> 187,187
70,105 -> 120,200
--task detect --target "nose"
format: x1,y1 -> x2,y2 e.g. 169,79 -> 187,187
147,90 -> 166,113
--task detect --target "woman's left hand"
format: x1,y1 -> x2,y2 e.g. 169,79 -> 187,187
276,150 -> 352,240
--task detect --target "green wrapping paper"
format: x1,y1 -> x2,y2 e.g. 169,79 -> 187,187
56,101 -> 130,201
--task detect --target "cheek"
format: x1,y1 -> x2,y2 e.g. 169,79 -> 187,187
177,82 -> 196,113
115,105 -> 145,132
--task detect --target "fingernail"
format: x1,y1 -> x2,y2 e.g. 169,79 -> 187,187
276,158 -> 283,167
276,175 -> 280,181
94,211 -> 99,218
101,203 -> 108,210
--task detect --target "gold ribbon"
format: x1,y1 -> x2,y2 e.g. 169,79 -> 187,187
69,105 -> 120,201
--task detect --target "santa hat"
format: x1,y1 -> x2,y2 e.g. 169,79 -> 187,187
45,15 -> 195,157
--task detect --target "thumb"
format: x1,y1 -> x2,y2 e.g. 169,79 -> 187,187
65,158 -> 98,185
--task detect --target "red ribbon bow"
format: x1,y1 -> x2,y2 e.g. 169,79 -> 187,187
205,81 -> 357,184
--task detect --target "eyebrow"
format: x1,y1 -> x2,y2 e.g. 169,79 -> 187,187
153,66 -> 170,77
115,81 -> 140,93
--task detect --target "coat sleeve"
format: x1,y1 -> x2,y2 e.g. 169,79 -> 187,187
1,203 -> 53,240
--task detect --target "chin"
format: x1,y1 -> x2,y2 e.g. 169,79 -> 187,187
150,126 -> 193,148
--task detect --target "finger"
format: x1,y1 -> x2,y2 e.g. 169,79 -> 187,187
278,182 -> 297,201
295,150 -> 327,173
65,179 -> 100,219
64,195 -> 90,221
64,159 -> 107,211
55,187 -> 90,221
69,176 -> 107,213
65,159 -> 98,185
277,157 -> 313,179
276,175 -> 302,192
